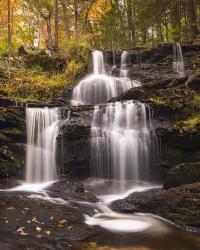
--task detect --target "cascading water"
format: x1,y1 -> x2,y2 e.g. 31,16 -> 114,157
120,51 -> 129,77
90,101 -> 159,196
173,43 -> 185,77
25,108 -> 60,183
71,50 -> 140,105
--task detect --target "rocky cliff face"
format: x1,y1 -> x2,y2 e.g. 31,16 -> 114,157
57,105 -> 93,178
1,43 -> 200,201
0,97 -> 26,178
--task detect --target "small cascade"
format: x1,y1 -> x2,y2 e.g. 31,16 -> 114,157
120,51 -> 129,77
71,50 -> 140,105
136,53 -> 142,64
173,43 -> 185,77
26,108 -> 60,183
90,101 -> 159,194
92,50 -> 105,74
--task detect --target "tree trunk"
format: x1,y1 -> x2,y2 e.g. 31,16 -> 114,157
54,0 -> 59,51
74,0 -> 78,44
7,0 -> 11,50
126,0 -> 136,47
45,16 -> 54,51
61,0 -> 70,39
186,0 -> 199,39
171,2 -> 181,42
142,28 -> 147,44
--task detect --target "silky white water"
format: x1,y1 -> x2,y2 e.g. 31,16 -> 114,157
71,50 -> 140,105
173,43 -> 185,76
25,108 -> 60,184
86,100 -> 161,232
91,101 -> 158,185
120,51 -> 129,77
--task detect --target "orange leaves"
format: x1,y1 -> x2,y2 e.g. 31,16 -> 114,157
89,0 -> 111,22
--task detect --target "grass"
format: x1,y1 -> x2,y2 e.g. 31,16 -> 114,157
0,42 -> 90,101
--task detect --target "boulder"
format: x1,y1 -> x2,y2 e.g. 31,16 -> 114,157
57,106 -> 93,178
164,162 -> 200,189
186,73 -> 200,90
18,45 -> 27,56
0,107 -> 26,178
112,182 -> 200,228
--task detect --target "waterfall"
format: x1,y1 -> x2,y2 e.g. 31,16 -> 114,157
92,50 -> 105,74
26,108 -> 60,183
120,51 -> 129,77
121,51 -> 129,69
173,43 -> 185,77
71,50 -> 140,105
90,101 -> 159,192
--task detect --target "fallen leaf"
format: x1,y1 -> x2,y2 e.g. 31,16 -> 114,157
7,207 -> 15,210
36,227 -> 41,232
59,219 -> 67,225
45,230 -> 51,235
32,217 -> 40,224
17,227 -> 27,235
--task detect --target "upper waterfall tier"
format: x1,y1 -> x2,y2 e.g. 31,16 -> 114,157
71,50 -> 140,105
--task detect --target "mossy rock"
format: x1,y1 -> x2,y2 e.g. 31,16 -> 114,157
24,51 -> 66,72
0,159 -> 23,178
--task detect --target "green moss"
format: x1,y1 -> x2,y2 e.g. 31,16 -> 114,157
0,43 -> 90,101
176,115 -> 200,131
0,132 -> 7,140
149,96 -> 167,105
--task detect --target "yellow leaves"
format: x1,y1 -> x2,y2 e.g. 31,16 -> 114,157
89,0 -> 111,21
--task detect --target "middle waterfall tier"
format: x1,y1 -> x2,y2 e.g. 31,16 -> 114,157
26,108 -> 60,184
90,101 -> 159,183
72,50 -> 140,105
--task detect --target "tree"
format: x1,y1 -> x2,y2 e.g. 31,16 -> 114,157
7,0 -> 11,50
54,0 -> 59,51
186,0 -> 199,39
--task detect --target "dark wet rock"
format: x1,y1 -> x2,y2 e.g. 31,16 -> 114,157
110,87 -> 144,102
57,105 -> 94,178
186,72 -> 200,91
111,182 -> 200,228
18,45 -> 27,56
0,180 -> 97,250
0,107 -> 26,178
24,50 -> 66,72
48,179 -> 98,202
0,96 -> 15,107
164,162 -> 200,189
